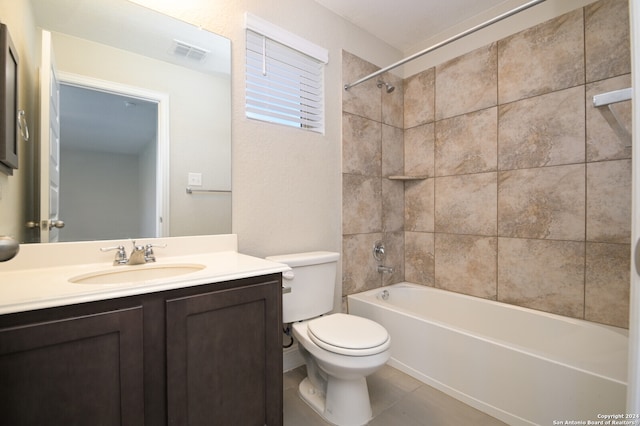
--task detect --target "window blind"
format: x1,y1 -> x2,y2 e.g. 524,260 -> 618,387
245,29 -> 325,133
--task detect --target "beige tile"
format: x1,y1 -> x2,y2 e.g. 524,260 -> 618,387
342,113 -> 381,175
370,364 -> 422,394
380,231 -> 405,284
435,107 -> 497,176
435,173 -> 497,236
498,237 -> 585,318
585,0 -> 630,83
371,384 -> 507,426
382,179 -> 404,233
434,234 -> 497,299
342,233 -> 383,296
405,231 -> 435,286
585,242 -> 630,328
368,379 -> 411,419
283,387 -> 331,426
404,68 -> 435,128
498,165 -> 585,241
405,178 -> 435,232
342,174 -> 382,235
435,43 -> 497,120
586,159 -> 631,244
342,50 -> 381,121
283,366 -> 306,391
405,123 -> 435,177
586,74 -> 632,162
381,72 -> 404,128
284,366 -> 507,426
382,124 -> 404,177
498,9 -> 584,104
498,86 -> 585,170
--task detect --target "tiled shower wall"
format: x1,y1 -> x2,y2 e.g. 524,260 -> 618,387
342,0 -> 631,328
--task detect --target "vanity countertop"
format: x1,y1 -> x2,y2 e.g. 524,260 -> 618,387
0,235 -> 289,315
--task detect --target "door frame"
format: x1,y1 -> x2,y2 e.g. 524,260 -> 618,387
57,71 -> 171,237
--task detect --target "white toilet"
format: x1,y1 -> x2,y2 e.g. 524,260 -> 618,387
266,251 -> 390,426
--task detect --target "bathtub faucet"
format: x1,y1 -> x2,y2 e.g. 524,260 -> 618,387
377,265 -> 394,274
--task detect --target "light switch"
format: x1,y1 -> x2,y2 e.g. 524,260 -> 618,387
188,172 -> 202,186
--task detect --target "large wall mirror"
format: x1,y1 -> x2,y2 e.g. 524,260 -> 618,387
26,0 -> 231,243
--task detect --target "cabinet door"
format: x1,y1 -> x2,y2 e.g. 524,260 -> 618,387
166,279 -> 282,426
0,306 -> 144,426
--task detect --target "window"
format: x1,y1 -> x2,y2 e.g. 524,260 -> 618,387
245,14 -> 328,133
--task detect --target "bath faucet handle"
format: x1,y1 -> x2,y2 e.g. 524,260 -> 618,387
144,243 -> 167,262
100,245 -> 128,265
373,241 -> 386,262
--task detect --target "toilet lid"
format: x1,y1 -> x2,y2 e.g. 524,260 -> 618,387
307,313 -> 390,356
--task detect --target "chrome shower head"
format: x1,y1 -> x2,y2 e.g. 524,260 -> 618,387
377,80 -> 395,93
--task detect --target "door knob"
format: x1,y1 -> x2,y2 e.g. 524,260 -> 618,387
48,220 -> 65,230
25,220 -> 65,230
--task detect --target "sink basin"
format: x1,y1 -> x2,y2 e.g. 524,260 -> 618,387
70,263 -> 205,284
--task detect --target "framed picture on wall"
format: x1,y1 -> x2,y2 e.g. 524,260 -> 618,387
0,23 -> 18,174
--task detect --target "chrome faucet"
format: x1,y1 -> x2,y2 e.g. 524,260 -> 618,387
377,265 -> 394,274
101,241 -> 166,265
127,242 -> 147,265
373,241 -> 394,274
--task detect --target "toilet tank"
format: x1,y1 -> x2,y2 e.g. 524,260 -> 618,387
266,251 -> 339,323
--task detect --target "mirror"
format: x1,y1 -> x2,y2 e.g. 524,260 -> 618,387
27,0 -> 231,242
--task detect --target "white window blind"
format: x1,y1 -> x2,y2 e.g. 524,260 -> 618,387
245,21 -> 326,133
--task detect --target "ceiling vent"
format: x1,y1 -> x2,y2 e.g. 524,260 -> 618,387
171,39 -> 209,62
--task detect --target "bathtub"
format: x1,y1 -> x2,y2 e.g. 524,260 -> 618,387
347,283 -> 628,426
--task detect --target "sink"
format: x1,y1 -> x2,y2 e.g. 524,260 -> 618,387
70,263 -> 205,284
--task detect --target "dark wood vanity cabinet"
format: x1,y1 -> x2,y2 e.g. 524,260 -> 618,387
0,305 -> 145,425
0,273 -> 283,426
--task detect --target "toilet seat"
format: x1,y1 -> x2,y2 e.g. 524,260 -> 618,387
307,313 -> 390,356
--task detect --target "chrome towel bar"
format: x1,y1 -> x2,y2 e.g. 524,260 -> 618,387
186,187 -> 231,194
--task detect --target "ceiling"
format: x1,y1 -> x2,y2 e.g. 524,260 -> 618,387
312,0 -> 525,53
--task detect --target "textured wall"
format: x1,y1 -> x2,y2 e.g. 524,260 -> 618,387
342,0 -> 631,328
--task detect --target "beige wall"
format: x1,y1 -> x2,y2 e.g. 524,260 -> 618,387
342,0 -> 631,328
1,0 -> 628,325
131,0 -> 403,263
0,0 -> 39,242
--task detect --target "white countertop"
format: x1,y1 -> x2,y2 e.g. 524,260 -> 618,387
0,235 -> 289,315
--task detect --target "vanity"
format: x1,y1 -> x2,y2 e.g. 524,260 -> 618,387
0,235 -> 287,425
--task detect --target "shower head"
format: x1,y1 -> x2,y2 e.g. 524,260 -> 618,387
376,80 -> 395,93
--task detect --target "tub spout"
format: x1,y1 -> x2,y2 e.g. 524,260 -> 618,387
377,265 -> 394,274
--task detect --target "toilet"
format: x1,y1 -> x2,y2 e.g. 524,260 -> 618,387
266,251 -> 390,426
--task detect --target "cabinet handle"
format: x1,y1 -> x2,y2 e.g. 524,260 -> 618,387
282,286 -> 291,294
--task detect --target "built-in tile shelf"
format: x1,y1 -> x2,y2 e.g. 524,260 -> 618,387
387,175 -> 428,181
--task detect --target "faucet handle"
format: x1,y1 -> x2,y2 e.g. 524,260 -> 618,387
144,243 -> 167,262
100,245 -> 128,265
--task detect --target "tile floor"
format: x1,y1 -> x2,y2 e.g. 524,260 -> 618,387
283,365 -> 507,426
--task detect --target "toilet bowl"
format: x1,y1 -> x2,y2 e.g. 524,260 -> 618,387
293,314 -> 390,426
266,252 -> 391,426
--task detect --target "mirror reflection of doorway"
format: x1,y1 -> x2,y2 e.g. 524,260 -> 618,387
59,83 -> 159,242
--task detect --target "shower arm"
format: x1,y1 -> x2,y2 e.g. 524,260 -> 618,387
344,0 -> 546,91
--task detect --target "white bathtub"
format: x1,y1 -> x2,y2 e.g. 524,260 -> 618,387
348,283 -> 628,426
